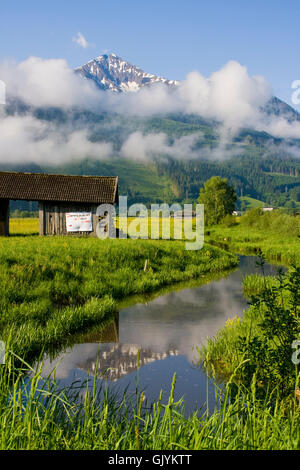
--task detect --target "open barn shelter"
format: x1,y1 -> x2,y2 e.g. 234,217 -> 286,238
0,171 -> 118,236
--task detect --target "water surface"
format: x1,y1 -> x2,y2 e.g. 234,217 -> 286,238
40,256 -> 282,414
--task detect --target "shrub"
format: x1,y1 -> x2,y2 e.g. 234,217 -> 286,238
222,214 -> 238,227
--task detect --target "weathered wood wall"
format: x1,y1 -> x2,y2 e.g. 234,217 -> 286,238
39,202 -> 108,237
0,199 -> 9,236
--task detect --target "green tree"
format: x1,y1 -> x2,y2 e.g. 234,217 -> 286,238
290,186 -> 300,202
198,176 -> 237,225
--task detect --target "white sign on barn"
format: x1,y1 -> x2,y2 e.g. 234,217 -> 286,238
66,212 -> 93,232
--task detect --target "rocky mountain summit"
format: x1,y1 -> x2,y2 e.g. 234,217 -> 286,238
75,53 -> 179,92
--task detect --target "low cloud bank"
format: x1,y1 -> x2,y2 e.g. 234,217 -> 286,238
0,113 -> 112,164
0,56 -> 300,165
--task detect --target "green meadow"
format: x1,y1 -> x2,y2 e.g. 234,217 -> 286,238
0,210 -> 299,450
206,209 -> 300,265
199,210 -> 300,413
0,234 -> 237,362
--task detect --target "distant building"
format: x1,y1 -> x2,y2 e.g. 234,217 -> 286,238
262,207 -> 274,212
232,210 -> 242,216
173,210 -> 195,219
0,171 -> 118,237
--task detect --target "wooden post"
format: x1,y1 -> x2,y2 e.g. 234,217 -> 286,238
0,199 -> 9,236
54,205 -> 58,235
38,202 -> 45,236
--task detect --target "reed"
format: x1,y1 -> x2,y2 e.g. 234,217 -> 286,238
0,352 -> 299,450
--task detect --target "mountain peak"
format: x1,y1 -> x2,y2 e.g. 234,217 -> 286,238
94,52 -> 118,61
75,53 -> 179,93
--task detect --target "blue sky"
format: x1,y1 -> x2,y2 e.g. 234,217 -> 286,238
0,0 -> 299,106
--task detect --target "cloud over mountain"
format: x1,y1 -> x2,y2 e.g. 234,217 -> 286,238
1,53 -> 300,165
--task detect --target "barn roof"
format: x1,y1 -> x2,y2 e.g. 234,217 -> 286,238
0,171 -> 118,204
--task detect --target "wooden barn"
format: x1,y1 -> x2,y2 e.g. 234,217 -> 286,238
0,171 -> 118,236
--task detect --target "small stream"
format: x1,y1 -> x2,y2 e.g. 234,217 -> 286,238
38,255 -> 283,415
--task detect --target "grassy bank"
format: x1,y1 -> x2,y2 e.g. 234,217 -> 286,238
0,235 -> 238,362
189,211 -> 300,452
206,210 -> 300,265
13,211 -> 300,267
1,355 -> 300,450
199,261 -> 300,401
200,211 -> 300,394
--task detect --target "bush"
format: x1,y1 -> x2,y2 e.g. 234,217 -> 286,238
240,209 -> 300,237
240,208 -> 264,227
201,255 -> 300,401
222,214 -> 238,227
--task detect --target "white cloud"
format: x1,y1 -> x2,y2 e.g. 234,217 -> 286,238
0,57 -> 274,126
120,129 -> 245,162
256,116 -> 300,139
0,113 -> 112,164
178,61 -> 271,129
121,131 -> 203,162
1,55 -> 300,165
0,57 -> 100,109
72,32 -> 91,49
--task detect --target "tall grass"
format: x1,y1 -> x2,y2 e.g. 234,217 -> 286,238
242,273 -> 277,298
0,352 -> 299,450
199,264 -> 300,395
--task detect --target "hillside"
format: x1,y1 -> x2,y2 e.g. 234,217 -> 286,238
2,113 -> 300,210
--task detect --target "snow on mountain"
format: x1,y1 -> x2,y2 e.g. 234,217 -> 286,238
75,53 -> 179,93
75,53 -> 300,124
